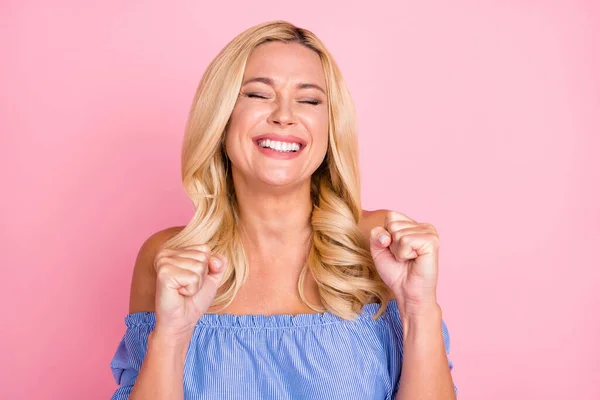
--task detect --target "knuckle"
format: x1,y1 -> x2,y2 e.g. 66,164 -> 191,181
189,272 -> 200,284
155,247 -> 172,260
195,252 -> 208,264
390,221 -> 403,231
425,222 -> 437,232
154,253 -> 170,269
191,259 -> 207,273
156,248 -> 167,256
388,210 -> 404,221
156,264 -> 172,280
399,234 -> 411,245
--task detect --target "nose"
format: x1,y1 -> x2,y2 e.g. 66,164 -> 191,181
267,99 -> 297,127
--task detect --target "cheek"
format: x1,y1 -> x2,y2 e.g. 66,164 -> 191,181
304,111 -> 329,147
226,104 -> 266,157
229,102 -> 268,130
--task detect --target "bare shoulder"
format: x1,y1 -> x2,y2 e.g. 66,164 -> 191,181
359,209 -> 389,239
360,209 -> 396,299
128,225 -> 185,314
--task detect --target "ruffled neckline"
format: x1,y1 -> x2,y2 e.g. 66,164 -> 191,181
124,299 -> 398,329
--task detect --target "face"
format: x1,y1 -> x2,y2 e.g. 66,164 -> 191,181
224,41 -> 329,190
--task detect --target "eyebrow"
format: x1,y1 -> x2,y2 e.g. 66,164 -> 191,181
242,77 -> 326,95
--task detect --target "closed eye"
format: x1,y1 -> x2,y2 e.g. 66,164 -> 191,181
244,93 -> 269,99
299,99 -> 322,105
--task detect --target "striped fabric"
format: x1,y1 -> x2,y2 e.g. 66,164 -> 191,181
110,299 -> 456,399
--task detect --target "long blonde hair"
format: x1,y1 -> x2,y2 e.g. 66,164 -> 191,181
162,20 -> 392,320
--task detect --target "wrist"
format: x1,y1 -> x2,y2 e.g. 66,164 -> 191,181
403,301 -> 441,319
400,303 -> 442,340
393,291 -> 440,318
153,318 -> 196,341
150,327 -> 194,354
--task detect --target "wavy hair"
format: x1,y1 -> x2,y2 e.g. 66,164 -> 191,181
161,20 -> 392,320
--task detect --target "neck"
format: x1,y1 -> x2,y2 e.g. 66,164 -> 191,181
233,176 -> 314,266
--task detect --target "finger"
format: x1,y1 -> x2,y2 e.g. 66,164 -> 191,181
390,226 -> 434,238
177,271 -> 200,296
204,254 -> 227,288
156,244 -> 211,262
157,255 -> 209,279
159,248 -> 210,264
386,220 -> 415,234
155,244 -> 210,266
159,246 -> 211,261
157,264 -> 202,296
385,211 -> 416,229
390,232 -> 436,261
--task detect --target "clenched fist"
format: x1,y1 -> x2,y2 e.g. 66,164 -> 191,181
153,244 -> 227,337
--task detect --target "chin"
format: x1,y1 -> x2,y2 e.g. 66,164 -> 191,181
257,172 -> 305,188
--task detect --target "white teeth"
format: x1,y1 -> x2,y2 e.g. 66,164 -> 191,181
257,139 -> 301,152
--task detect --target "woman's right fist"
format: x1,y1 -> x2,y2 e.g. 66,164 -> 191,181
153,244 -> 226,336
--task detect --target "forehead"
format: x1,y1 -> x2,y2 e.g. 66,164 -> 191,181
243,41 -> 326,86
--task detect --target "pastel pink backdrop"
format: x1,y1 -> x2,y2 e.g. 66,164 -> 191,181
1,1 -> 598,399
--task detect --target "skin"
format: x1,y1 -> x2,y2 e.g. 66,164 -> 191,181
127,41 -> 455,399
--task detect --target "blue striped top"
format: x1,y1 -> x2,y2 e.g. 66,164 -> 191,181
110,299 -> 456,399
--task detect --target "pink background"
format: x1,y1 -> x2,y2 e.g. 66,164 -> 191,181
2,1 -> 599,399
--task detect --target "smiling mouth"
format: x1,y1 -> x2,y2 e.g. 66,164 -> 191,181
255,138 -> 304,153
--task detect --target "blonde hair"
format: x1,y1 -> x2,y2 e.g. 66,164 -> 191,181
162,20 -> 392,320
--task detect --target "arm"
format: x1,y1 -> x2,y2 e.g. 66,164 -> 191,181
125,227 -> 191,400
395,303 -> 456,400
365,209 -> 456,399
129,329 -> 192,400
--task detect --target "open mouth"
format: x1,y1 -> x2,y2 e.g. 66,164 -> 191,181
255,138 -> 304,153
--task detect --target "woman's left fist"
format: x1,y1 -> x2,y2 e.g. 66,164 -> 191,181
369,211 -> 441,316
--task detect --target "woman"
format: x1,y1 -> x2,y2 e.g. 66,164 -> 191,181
110,20 -> 457,399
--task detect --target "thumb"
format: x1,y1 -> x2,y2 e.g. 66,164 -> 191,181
205,255 -> 227,287
369,226 -> 392,258
190,255 -> 226,313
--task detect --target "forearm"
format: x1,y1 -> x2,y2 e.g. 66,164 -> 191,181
129,329 -> 192,400
395,304 -> 456,400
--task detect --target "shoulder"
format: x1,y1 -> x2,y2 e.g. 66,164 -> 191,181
358,209 -> 389,240
140,226 -> 185,254
128,225 -> 185,314
359,209 -> 397,298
